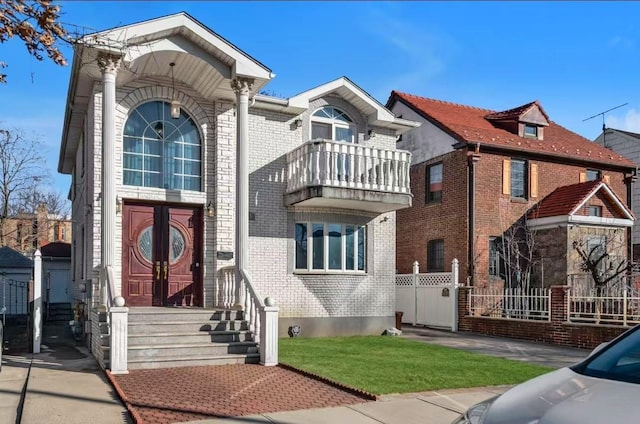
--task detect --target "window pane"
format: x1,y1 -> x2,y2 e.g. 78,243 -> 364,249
427,239 -> 444,272
124,136 -> 142,153
335,126 -> 354,143
312,122 -> 331,140
328,224 -> 342,270
184,144 -> 201,160
586,169 -> 600,181
295,223 -> 308,269
144,156 -> 161,172
511,160 -> 526,198
345,226 -> 355,270
144,140 -> 162,156
144,172 -> 162,188
123,154 -> 142,171
524,125 -> 537,137
428,163 -> 443,202
357,226 -> 365,271
123,170 -> 142,186
184,176 -> 201,191
489,237 -> 499,277
183,160 -> 201,176
312,223 -> 324,269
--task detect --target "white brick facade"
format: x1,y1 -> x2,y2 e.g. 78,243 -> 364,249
61,14 -> 415,339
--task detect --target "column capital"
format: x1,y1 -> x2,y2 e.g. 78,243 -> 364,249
231,78 -> 254,96
97,54 -> 121,75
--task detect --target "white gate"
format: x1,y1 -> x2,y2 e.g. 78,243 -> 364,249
396,259 -> 459,331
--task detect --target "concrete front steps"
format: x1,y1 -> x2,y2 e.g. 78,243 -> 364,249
127,308 -> 259,369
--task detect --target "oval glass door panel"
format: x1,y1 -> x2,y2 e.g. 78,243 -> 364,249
137,225 -> 153,263
169,226 -> 186,264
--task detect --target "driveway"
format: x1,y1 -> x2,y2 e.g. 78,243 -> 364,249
401,326 -> 591,369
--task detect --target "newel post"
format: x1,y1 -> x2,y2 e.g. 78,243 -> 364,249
259,297 -> 279,366
109,296 -> 129,374
33,249 -> 42,354
412,261 -> 419,326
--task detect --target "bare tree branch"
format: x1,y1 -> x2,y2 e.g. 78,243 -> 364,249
0,0 -> 68,83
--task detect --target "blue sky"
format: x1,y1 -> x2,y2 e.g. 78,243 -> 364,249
1,1 -> 640,196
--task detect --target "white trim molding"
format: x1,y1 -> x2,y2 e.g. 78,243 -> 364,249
527,214 -> 634,230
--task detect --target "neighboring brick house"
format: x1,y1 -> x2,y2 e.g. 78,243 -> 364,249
387,92 -> 637,288
593,128 -> 640,260
58,13 -> 419,369
2,204 -> 71,256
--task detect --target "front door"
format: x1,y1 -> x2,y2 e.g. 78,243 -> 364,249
122,203 -> 202,307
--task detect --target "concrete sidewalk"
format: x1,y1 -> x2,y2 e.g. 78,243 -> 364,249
184,386 -> 510,424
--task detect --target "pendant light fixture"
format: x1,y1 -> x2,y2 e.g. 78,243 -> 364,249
170,62 -> 180,119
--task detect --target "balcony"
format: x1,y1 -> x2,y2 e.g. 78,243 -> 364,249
285,139 -> 412,214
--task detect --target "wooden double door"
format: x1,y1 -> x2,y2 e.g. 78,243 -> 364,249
122,203 -> 203,307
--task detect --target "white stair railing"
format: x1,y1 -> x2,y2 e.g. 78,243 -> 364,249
216,266 -> 279,366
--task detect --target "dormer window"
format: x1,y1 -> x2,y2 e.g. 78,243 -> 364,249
523,124 -> 538,138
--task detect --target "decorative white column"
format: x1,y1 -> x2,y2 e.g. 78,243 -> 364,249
98,54 -> 121,307
232,78 -> 253,308
259,297 -> 279,366
33,249 -> 42,354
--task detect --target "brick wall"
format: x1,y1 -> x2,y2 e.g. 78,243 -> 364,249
396,149 -> 469,275
458,286 -> 630,350
397,144 -> 632,287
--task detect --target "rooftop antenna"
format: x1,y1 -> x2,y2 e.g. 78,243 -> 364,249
583,103 -> 627,147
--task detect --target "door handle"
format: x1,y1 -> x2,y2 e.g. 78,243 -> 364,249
163,261 -> 168,280
155,261 -> 161,280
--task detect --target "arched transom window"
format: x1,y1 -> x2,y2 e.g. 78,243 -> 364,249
123,101 -> 202,191
311,106 -> 355,143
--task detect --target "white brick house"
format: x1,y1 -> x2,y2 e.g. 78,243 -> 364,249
58,13 -> 418,371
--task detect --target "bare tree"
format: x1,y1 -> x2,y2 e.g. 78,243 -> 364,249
0,128 -> 48,244
11,181 -> 68,217
0,0 -> 68,83
572,232 -> 631,294
572,230 -> 631,324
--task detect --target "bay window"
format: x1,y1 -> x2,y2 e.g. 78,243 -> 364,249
295,222 -> 366,272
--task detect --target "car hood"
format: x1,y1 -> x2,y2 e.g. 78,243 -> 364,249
484,367 -> 640,424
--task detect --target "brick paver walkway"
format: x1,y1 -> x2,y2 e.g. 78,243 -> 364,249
112,364 -> 371,423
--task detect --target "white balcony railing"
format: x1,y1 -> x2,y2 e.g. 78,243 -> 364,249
286,139 -> 412,194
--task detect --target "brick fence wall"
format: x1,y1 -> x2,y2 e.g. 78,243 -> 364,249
458,286 -> 631,350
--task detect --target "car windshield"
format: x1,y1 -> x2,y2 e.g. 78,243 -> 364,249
573,327 -> 640,384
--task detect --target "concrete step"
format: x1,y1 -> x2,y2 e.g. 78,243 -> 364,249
128,330 -> 253,345
128,341 -> 258,359
128,353 -> 260,369
128,320 -> 249,334
128,309 -> 244,323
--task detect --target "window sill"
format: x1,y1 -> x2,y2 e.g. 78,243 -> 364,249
294,270 -> 367,276
510,197 -> 528,204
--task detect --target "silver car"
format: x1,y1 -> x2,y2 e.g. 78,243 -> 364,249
453,326 -> 640,424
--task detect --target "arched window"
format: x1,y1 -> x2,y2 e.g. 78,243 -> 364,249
123,101 -> 202,191
311,106 -> 355,143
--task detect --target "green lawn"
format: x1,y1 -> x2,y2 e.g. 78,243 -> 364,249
279,336 -> 553,395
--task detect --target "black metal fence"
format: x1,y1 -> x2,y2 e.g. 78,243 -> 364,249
1,276 -> 30,353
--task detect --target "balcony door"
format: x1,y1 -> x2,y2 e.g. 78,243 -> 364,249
122,202 -> 202,307
311,106 -> 356,181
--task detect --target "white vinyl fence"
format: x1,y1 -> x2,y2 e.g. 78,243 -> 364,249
468,287 -> 550,321
396,259 -> 459,331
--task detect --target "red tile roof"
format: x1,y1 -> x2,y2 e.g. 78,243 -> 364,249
528,180 -> 602,219
484,100 -> 549,122
389,92 -> 636,168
